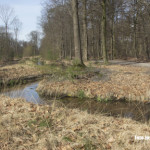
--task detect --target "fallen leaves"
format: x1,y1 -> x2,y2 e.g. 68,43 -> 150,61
0,80 -> 150,150
37,64 -> 150,102
0,64 -> 42,82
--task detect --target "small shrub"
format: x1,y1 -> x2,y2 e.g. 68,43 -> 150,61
76,90 -> 86,99
9,80 -> 16,87
97,96 -> 102,102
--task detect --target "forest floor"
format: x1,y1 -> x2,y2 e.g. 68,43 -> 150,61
0,95 -> 150,150
0,58 -> 150,150
1,58 -> 150,102
37,59 -> 150,102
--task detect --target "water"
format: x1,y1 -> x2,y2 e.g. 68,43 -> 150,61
57,98 -> 150,122
0,82 -> 149,123
0,82 -> 44,104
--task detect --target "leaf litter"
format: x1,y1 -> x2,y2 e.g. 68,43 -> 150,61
0,95 -> 150,150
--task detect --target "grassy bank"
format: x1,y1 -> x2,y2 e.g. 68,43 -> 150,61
1,58 -> 150,102
0,60 -> 48,89
37,61 -> 150,102
0,96 -> 150,150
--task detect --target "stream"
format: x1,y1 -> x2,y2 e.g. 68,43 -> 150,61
0,82 -> 44,104
0,82 -> 150,123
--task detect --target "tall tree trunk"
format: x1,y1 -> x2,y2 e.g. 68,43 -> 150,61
133,0 -> 138,59
142,21 -> 150,60
60,27 -> 64,59
145,37 -> 149,60
101,0 -> 108,64
111,16 -> 115,60
82,0 -> 88,61
91,19 -> 94,59
70,37 -> 73,60
72,0 -> 84,65
111,0 -> 115,60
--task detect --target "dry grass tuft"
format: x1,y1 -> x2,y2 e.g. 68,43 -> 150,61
37,63 -> 150,102
0,64 -> 42,81
0,96 -> 150,150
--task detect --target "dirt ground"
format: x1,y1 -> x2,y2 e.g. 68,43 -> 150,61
99,59 -> 150,67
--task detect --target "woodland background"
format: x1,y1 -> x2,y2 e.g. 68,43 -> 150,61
1,0 -> 150,64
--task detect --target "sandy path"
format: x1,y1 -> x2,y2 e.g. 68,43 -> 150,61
99,60 -> 150,67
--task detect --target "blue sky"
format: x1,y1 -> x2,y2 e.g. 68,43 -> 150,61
0,0 -> 43,41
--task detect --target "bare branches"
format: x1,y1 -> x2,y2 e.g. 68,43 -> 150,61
0,4 -> 16,34
12,17 -> 22,40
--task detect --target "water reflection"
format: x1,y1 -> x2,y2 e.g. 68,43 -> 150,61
1,82 -> 44,104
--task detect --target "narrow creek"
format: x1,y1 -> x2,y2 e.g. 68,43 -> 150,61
0,82 -> 45,104
0,82 -> 150,123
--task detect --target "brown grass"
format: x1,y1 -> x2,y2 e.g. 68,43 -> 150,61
0,96 -> 150,150
37,63 -> 150,102
0,63 -> 42,81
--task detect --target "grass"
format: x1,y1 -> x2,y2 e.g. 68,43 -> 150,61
76,90 -> 87,99
1,96 -> 150,150
83,138 -> 97,150
63,136 -> 73,142
28,119 -> 52,128
96,96 -> 113,102
36,62 -> 88,81
37,60 -> 150,103
0,62 -> 43,82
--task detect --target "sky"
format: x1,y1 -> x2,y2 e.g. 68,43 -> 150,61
0,0 -> 43,41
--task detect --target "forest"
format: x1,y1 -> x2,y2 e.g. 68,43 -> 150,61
0,0 -> 150,150
1,0 -> 150,63
40,0 -> 150,64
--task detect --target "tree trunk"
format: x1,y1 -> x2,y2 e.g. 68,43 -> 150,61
144,37 -> 149,59
133,0 -> 138,59
82,0 -> 88,61
111,14 -> 115,60
101,0 -> 108,64
72,0 -> 84,65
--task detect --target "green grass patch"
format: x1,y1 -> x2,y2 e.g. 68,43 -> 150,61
83,138 -> 96,150
28,120 -> 37,127
28,118 -> 52,128
63,136 -> 73,142
76,90 -> 86,99
96,96 -> 113,102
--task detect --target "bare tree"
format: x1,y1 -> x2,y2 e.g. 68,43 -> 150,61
72,0 -> 84,65
0,4 -> 15,36
0,4 -> 16,60
101,0 -> 108,64
12,17 -> 22,57
28,31 -> 40,56
39,0 -> 150,62
82,0 -> 88,61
